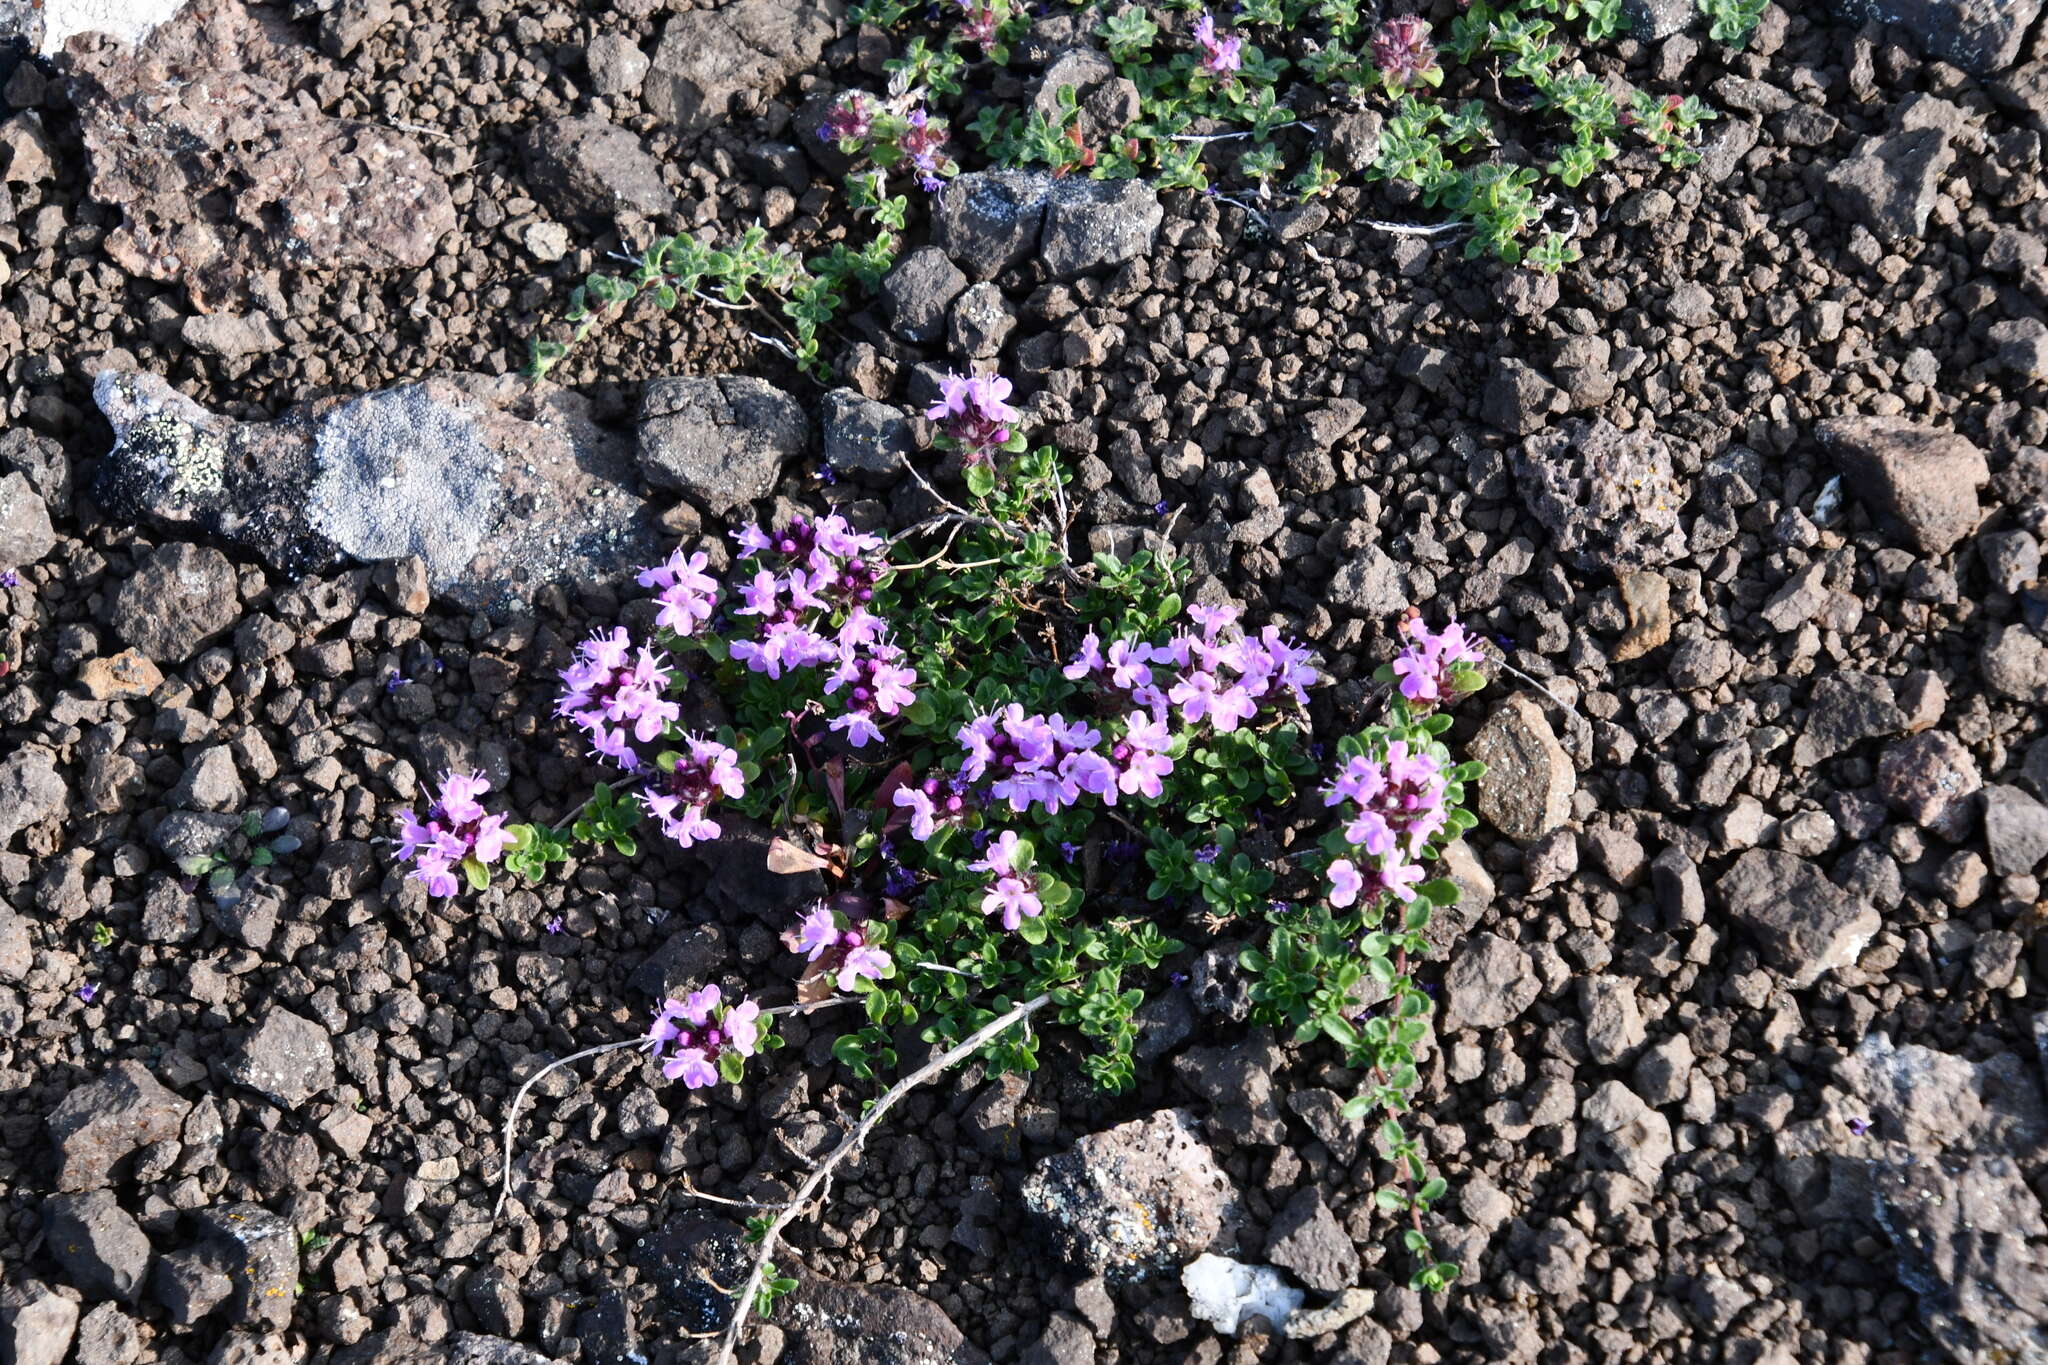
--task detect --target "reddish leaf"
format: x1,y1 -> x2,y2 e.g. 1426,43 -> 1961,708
795,967 -> 836,1003
823,758 -> 846,815
882,898 -> 914,921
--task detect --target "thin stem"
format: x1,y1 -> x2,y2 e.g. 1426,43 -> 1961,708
1165,121 -> 1316,143
491,996 -> 858,1222
713,993 -> 1054,1364
1360,217 -> 1469,238
492,1038 -> 641,1220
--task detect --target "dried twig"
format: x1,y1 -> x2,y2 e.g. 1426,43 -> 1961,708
491,996 -> 857,1222
712,993 -> 1054,1364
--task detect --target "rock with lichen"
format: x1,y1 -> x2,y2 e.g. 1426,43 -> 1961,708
1513,418 -> 1689,573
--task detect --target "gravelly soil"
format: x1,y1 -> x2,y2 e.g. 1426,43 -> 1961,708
2,2 -> 2047,1364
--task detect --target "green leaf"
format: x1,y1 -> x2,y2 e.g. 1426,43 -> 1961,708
462,857 -> 489,892
965,463 -> 997,498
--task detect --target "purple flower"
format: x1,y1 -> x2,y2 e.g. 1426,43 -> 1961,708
395,771 -> 514,898
1328,859 -> 1363,908
637,548 -> 720,638
825,642 -> 920,748
546,916 -> 565,934
384,672 -> 410,693
795,906 -> 840,961
821,91 -> 874,145
1192,12 -> 1242,75
1,570 -> 19,587
556,627 -> 680,769
1391,615 -> 1484,706
643,985 -> 765,1089
77,981 -> 98,1003
642,734 -> 746,850
1372,15 -> 1439,92
925,370 -> 1022,465
1848,1117 -> 1871,1136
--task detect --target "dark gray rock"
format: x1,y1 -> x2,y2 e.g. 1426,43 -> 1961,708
1828,0 -> 2041,74
1794,672 -> 1907,766
108,542 -> 241,666
1173,1033 -> 1286,1145
638,375 -> 807,514
521,116 -> 674,220
628,924 -> 729,1000
151,1248 -> 233,1326
1514,418 -> 1688,572
1983,785 -> 2048,877
1717,849 -> 1880,988
1021,1108 -> 1240,1280
228,1007 -> 335,1108
1824,128 -> 1956,242
0,471 -> 55,569
820,389 -> 913,485
0,747 -> 65,849
1440,933 -> 1539,1032
1874,1152 -> 2048,1361
881,246 -> 967,345
643,0 -> 841,134
1622,0 -> 1693,38
933,169 -> 1056,280
1481,360 -> 1561,437
1264,1187 -> 1359,1295
0,428 -> 72,518
1578,1082 -> 1674,1189
1020,1311 -> 1095,1365
45,1191 -> 151,1303
188,1204 -> 298,1330
586,32 -> 650,96
949,280 -> 1016,359
1816,416 -> 1988,555
1040,177 -> 1163,279
1285,1089 -> 1363,1165
780,1276 -> 987,1364
47,1060 -> 191,1192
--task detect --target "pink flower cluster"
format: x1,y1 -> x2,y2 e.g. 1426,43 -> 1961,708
1065,603 -> 1318,734
557,627 -> 679,769
643,734 -> 746,849
790,906 -> 893,991
638,548 -> 720,637
395,772 -> 514,897
1372,14 -> 1439,90
892,772 -> 973,840
644,985 -> 762,1089
1192,12 -> 1242,76
900,107 -> 953,192
1391,616 -> 1485,705
972,830 -> 1043,930
926,371 -> 1021,466
958,705 -> 1119,815
820,92 -> 873,145
824,643 -> 919,748
1323,740 -> 1451,909
726,514 -> 919,747
955,0 -> 1002,50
